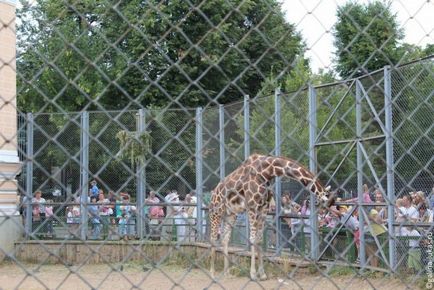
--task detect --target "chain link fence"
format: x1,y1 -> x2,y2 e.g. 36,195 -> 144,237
1,0 -> 433,289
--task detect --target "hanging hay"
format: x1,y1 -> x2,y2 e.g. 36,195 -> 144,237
115,130 -> 151,166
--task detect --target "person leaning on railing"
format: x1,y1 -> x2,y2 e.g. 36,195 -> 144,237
118,193 -> 137,240
396,193 -> 419,223
146,191 -> 164,219
338,205 -> 360,261
428,187 -> 434,210
45,200 -> 54,238
324,197 -> 340,229
418,201 -> 433,272
301,200 -> 311,240
413,191 -> 426,210
88,196 -> 102,239
280,194 -> 293,249
31,190 -> 46,234
402,225 -> 422,274
107,191 -> 118,239
364,209 -> 387,268
373,188 -> 387,222
418,202 -> 433,223
32,190 -> 46,222
146,191 -> 164,240
98,191 -> 112,239
395,193 -> 422,273
184,194 -> 196,242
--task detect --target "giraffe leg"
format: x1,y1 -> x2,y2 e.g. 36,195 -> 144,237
248,210 -> 258,280
209,211 -> 220,279
222,214 -> 236,277
256,210 -> 268,280
210,245 -> 216,279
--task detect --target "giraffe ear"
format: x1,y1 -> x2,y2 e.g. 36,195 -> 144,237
325,185 -> 331,191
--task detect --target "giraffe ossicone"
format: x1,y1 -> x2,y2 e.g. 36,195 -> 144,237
209,154 -> 331,280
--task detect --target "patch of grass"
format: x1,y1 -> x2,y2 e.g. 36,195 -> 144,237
328,265 -> 357,277
0,256 -> 15,265
265,261 -> 292,278
415,275 -> 429,290
363,270 -> 385,279
308,264 -> 319,275
229,265 -> 250,277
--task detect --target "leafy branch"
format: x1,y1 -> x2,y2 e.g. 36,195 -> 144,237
116,130 -> 151,166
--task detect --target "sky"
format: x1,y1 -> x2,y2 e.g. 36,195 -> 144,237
282,0 -> 434,73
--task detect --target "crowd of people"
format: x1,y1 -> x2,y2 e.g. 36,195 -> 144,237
275,184 -> 434,273
25,179 -> 434,272
26,180 -> 202,242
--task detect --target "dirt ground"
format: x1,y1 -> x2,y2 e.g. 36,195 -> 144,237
0,262 -> 412,290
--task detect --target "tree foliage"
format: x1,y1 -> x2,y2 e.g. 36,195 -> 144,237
17,0 -> 305,113
333,1 -> 404,78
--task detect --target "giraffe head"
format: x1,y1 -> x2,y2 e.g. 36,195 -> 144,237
316,184 -> 332,207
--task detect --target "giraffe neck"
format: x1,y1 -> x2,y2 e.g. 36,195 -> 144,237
266,156 -> 325,196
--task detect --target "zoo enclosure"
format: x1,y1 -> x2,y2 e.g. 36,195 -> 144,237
19,57 -> 434,272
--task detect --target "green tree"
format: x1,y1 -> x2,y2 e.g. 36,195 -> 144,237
17,0 -> 306,195
17,0 -> 305,113
333,1 -> 404,78
17,1 -> 110,112
396,43 -> 434,63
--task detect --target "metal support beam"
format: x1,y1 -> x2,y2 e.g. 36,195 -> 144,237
384,66 -> 396,270
136,109 -> 146,239
244,95 -> 250,248
25,113 -> 33,237
80,111 -> 89,240
356,81 -> 366,267
308,85 -> 320,261
243,95 -> 250,160
274,88 -> 282,253
219,104 -> 225,181
195,107 -> 204,241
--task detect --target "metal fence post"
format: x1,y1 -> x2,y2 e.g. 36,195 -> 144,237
244,95 -> 250,248
25,113 -> 33,237
80,111 -> 89,240
308,85 -> 320,261
356,80 -> 366,268
384,65 -> 396,271
195,107 -> 204,241
219,104 -> 225,181
136,108 -> 146,239
274,88 -> 282,254
244,95 -> 250,159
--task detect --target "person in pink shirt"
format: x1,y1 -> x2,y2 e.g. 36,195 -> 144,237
45,200 -> 54,238
346,184 -> 373,204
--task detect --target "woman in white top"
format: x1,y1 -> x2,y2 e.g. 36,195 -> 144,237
396,194 -> 419,223
418,202 -> 433,223
32,190 -> 46,221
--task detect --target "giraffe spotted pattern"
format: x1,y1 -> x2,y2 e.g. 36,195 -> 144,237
209,154 -> 331,280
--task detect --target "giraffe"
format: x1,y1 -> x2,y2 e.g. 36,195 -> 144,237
209,153 -> 331,280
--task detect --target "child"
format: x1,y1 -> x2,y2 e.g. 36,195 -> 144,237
118,213 -> 128,240
401,226 -> 422,274
340,206 -> 360,248
365,209 -> 387,267
66,207 -> 76,238
45,200 -> 54,238
89,196 -> 101,239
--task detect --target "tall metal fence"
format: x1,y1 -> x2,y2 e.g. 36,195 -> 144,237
1,0 -> 433,289
14,56 -> 433,281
